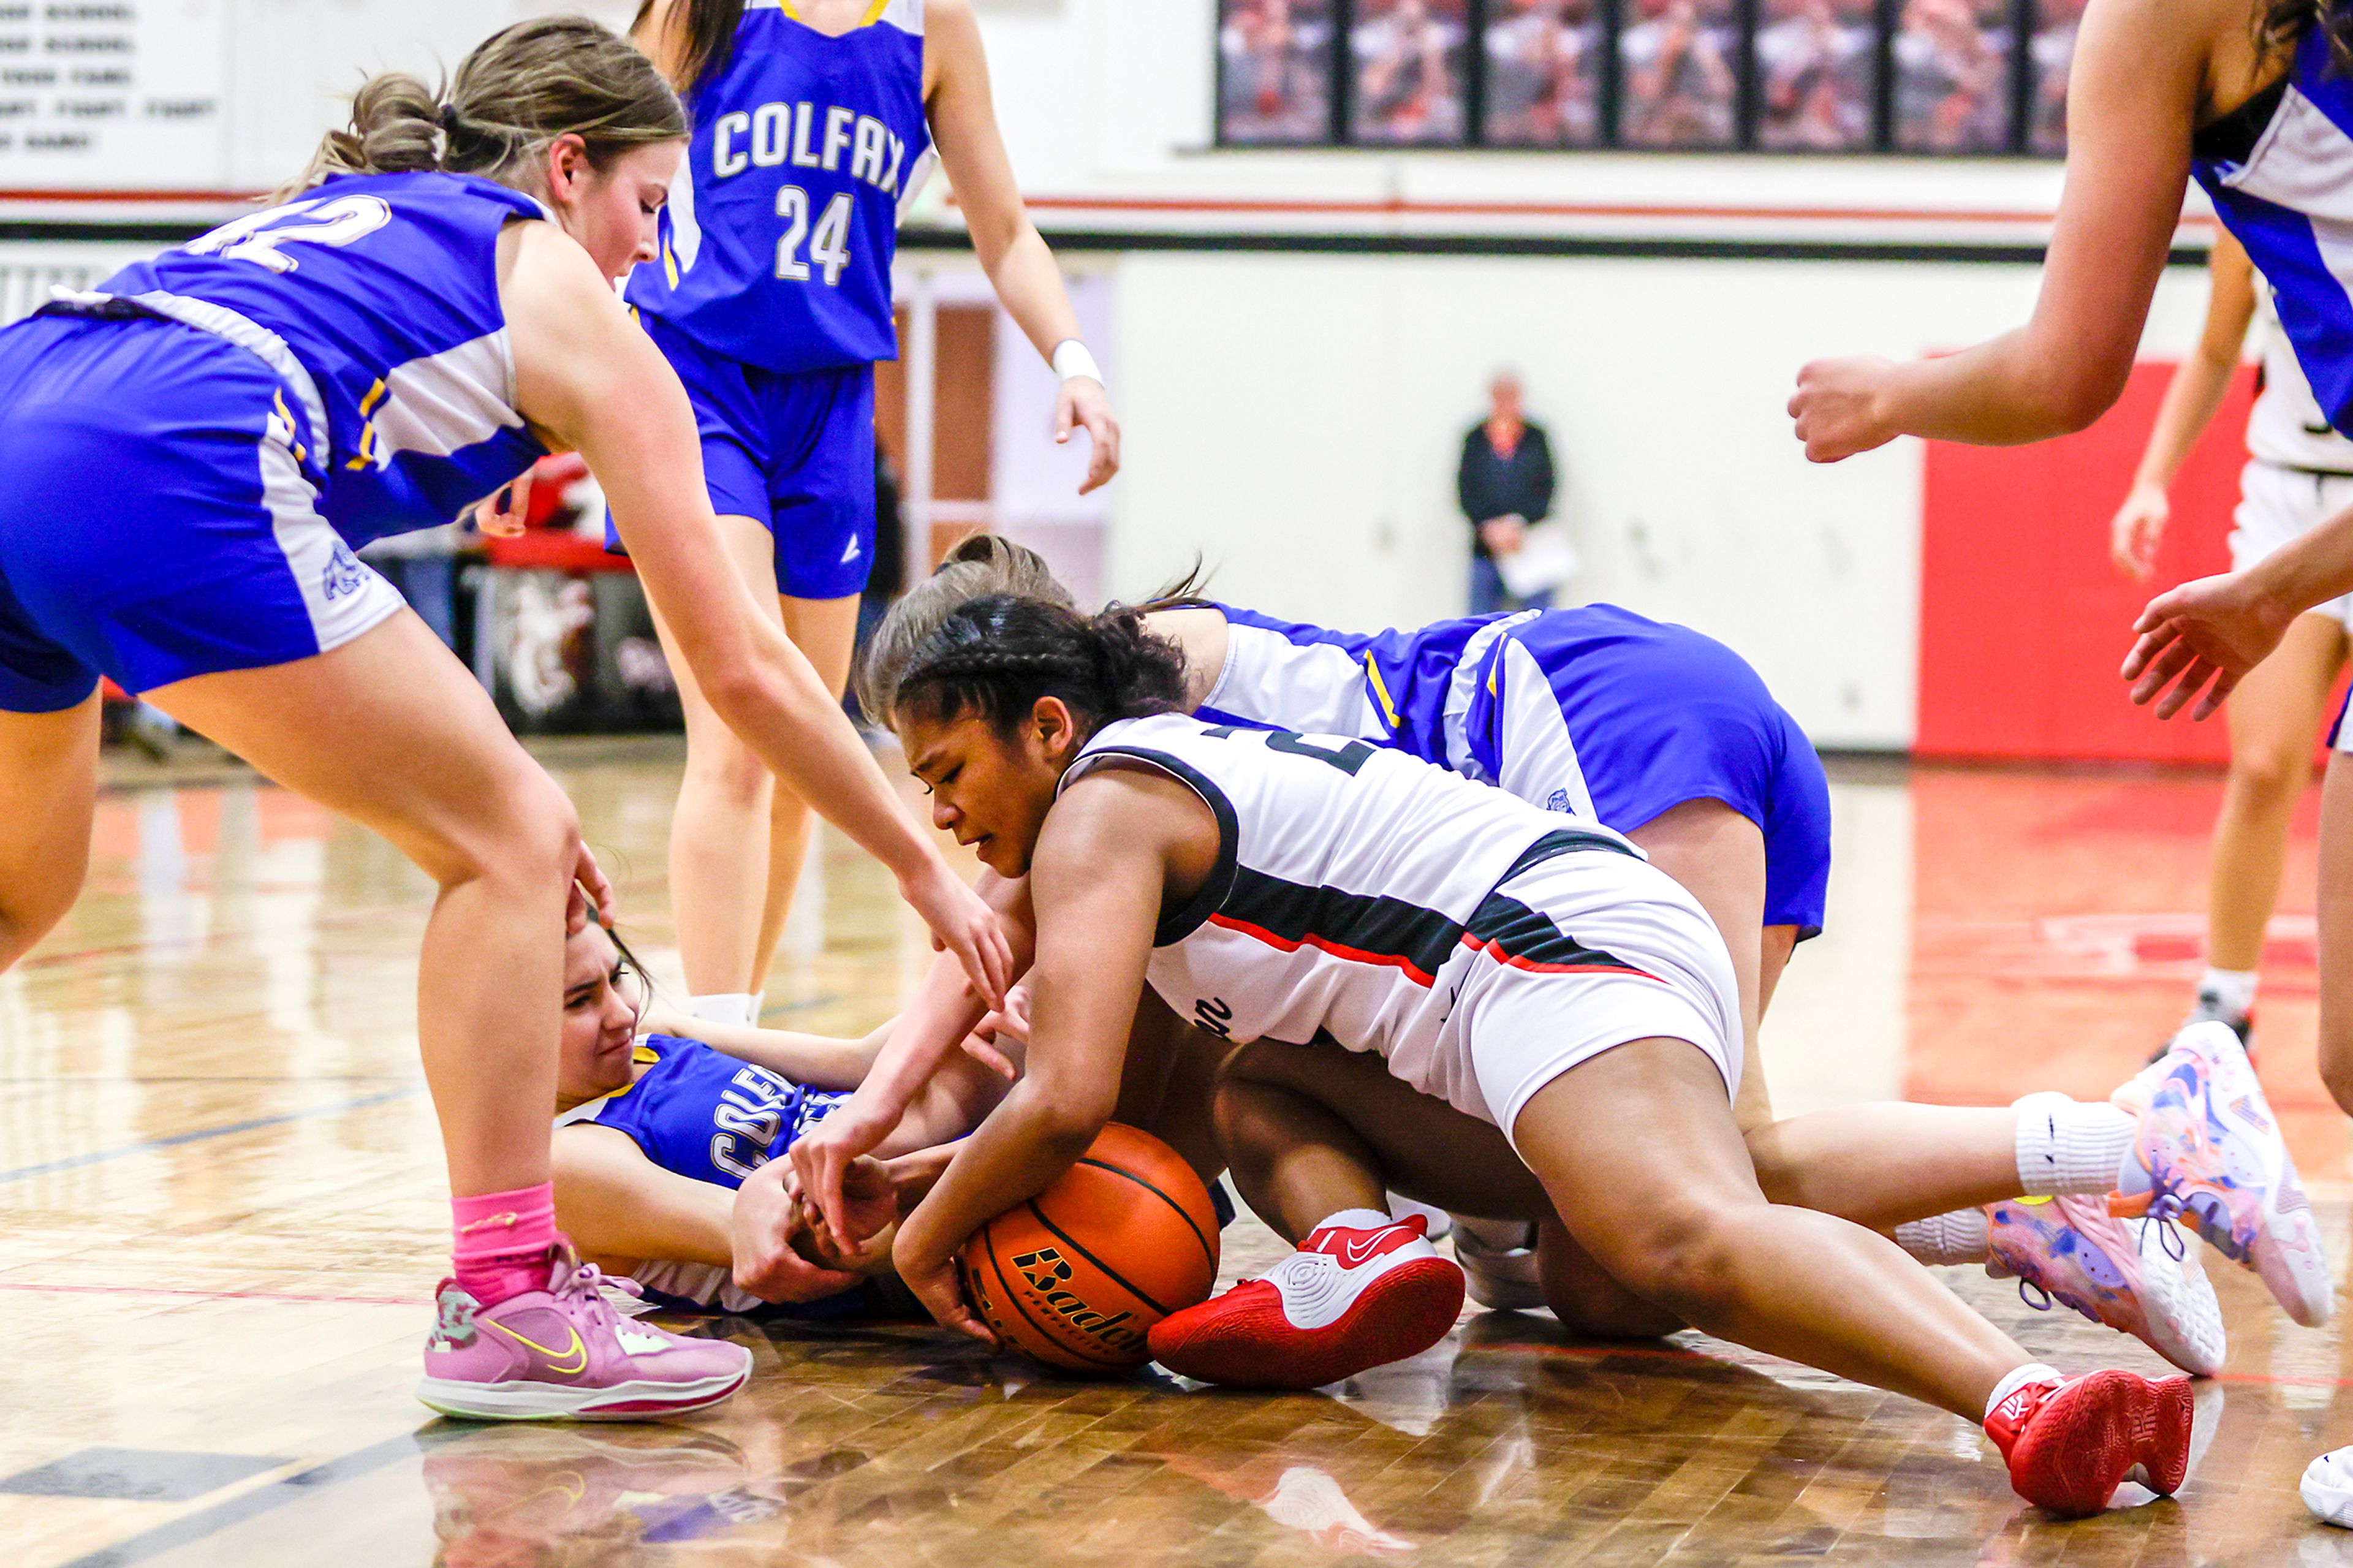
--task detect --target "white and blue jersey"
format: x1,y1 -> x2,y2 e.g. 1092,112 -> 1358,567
612,0 -> 931,600
557,1034 -> 855,1315
2193,34 -> 2353,436
0,171 -> 548,710
1199,602 -> 1832,937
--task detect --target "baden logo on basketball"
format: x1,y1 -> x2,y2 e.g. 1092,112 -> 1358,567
1009,1246 -> 1143,1354
959,1124 -> 1221,1375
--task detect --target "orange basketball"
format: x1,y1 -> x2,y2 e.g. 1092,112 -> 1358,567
958,1124 -> 1221,1374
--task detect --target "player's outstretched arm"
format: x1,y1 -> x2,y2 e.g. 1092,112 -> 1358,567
791,868 -> 1036,1236
649,1010 -> 893,1092
925,0 -> 1120,493
2110,233 -> 2257,578
554,1123 -> 745,1270
888,773 -> 1191,1338
501,221 -> 1010,1008
1789,0 -> 2200,459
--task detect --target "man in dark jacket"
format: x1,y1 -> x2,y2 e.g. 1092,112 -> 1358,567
1457,373 -> 1558,613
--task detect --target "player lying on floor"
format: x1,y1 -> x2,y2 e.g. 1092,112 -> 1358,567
547,915 -> 1229,1314
797,542 -> 2328,1374
846,589 -> 2345,1516
548,916 -> 1002,1314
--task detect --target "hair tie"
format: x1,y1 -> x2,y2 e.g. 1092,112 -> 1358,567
439,102 -> 461,135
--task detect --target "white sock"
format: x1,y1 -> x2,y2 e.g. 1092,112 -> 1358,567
687,993 -> 757,1026
1895,1207 -> 1990,1266
1984,1362 -> 2064,1423
2012,1091 -> 2134,1197
1387,1194 -> 1454,1239
1313,1208 -> 1397,1235
2197,967 -> 2257,1019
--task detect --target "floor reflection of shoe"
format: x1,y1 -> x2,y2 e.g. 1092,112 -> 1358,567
1148,1214 -> 1463,1390
1151,1444 -> 1414,1556
422,1422 -> 755,1558
416,1242 -> 753,1420
1452,1217 -> 1543,1312
1985,1197 -> 2224,1377
2115,1021 -> 2332,1327
2303,1447 -> 2353,1526
1984,1369 -> 2193,1518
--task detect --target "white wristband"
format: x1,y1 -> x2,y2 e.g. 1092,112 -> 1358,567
1051,338 -> 1103,387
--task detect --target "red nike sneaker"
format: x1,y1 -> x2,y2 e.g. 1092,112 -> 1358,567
1147,1213 -> 1464,1390
1984,1368 -> 2194,1517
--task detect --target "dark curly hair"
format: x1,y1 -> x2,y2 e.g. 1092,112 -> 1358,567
892,593 -> 1189,738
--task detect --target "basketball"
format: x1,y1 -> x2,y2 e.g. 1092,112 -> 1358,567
958,1124 -> 1221,1374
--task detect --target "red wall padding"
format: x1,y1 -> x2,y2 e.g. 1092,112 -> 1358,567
1915,362 -> 2257,763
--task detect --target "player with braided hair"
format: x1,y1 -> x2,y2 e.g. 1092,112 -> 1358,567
854,590 -> 2214,1515
800,540 -> 2324,1378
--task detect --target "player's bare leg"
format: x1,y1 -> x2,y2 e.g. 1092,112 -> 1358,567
745,591 -> 862,995
149,612 -> 752,1419
649,512 -> 787,1010
0,691 -> 100,968
2201,611 -> 2346,1032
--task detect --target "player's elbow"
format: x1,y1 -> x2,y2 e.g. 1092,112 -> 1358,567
2026,352 -> 2131,437
1028,1083 -> 1115,1156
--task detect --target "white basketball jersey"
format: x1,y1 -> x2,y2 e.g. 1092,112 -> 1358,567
1061,713 -> 1643,1094
2249,279 -> 2353,473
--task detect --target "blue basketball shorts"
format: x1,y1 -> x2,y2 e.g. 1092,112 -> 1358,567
1463,608 -> 1834,938
616,310 -> 878,601
0,312 -> 406,713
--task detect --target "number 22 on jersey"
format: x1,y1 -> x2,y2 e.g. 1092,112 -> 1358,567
185,195 -> 393,274
775,184 -> 852,286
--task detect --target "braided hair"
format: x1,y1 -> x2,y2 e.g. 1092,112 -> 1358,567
892,593 -> 1189,738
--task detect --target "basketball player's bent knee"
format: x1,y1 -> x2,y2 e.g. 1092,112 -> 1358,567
430,771 -> 581,898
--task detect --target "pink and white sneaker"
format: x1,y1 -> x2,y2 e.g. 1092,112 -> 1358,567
1148,1214 -> 1464,1390
2112,1021 -> 2333,1328
1985,1196 -> 2224,1376
416,1243 -> 752,1421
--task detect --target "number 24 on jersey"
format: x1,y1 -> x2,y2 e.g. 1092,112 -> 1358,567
775,185 -> 851,286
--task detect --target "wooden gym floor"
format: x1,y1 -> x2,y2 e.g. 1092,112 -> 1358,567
7,739 -> 2353,1566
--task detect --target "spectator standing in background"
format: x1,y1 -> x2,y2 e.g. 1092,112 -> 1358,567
1459,372 -> 1558,613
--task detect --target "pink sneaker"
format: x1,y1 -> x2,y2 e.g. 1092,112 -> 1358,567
416,1243 -> 752,1421
2113,1022 -> 2333,1327
1986,1196 -> 2224,1377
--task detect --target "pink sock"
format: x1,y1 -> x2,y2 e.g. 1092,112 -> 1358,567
451,1183 -> 558,1306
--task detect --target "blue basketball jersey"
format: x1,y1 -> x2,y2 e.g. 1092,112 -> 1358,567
45,171 -> 548,548
1201,602 -> 1491,763
558,1034 -> 847,1188
627,0 -> 932,374
2194,34 -> 2353,435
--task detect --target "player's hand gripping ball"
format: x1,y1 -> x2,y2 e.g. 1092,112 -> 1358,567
959,1124 -> 1219,1373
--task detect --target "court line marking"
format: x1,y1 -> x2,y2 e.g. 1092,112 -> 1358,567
0,1087 -> 423,1185
0,1281 -> 424,1308
53,1434 -> 419,1568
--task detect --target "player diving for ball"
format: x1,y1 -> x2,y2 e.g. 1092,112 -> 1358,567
799,537 -> 2330,1381
832,586 -> 2352,1515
